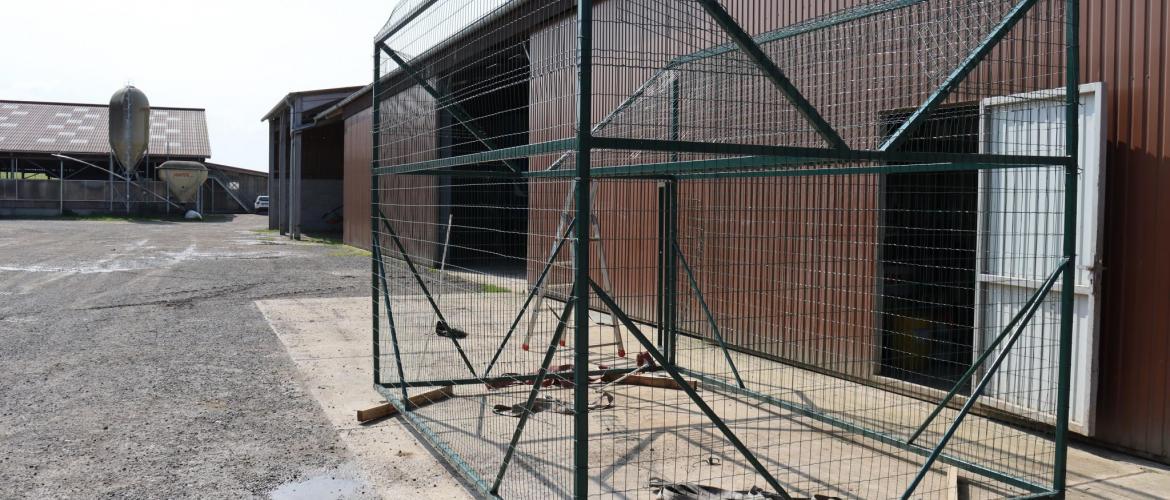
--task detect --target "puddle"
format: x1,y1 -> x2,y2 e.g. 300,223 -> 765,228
269,468 -> 366,500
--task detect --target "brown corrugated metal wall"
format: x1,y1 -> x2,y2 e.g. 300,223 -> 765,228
347,0 -> 1170,461
1083,0 -> 1170,461
343,108 -> 372,250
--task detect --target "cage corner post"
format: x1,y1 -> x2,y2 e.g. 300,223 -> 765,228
1053,0 -> 1080,495
371,40 -> 383,393
573,0 -> 593,497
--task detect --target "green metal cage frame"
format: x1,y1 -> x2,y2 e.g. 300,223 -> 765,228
369,0 -> 1081,498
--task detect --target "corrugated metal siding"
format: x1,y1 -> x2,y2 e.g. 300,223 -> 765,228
377,86 -> 440,266
344,108 -> 373,250
363,0 -> 1170,461
1083,0 -> 1170,461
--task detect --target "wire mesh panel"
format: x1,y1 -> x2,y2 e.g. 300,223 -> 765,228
371,1 -> 1077,498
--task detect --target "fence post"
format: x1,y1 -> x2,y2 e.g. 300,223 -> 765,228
574,0 -> 593,497
1053,0 -> 1080,494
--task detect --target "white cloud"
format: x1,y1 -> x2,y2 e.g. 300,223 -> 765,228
0,0 -> 394,172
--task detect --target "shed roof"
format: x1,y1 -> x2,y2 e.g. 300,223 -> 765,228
0,100 -> 210,158
205,162 -> 266,178
260,86 -> 364,123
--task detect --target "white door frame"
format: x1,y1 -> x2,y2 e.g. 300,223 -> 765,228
975,82 -> 1106,436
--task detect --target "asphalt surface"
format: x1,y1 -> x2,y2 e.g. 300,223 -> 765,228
0,215 -> 374,498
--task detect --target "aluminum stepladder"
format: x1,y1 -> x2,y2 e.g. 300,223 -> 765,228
521,179 -> 626,357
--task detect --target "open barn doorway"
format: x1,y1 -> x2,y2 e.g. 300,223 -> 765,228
437,40 -> 530,278
878,105 -> 979,391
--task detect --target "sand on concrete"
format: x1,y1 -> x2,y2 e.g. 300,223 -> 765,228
258,295 -> 1170,499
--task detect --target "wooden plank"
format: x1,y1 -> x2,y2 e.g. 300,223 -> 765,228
357,385 -> 454,423
601,373 -> 698,391
946,466 -> 961,500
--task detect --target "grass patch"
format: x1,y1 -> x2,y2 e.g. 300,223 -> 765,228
480,283 -> 512,294
300,234 -> 344,245
328,245 -> 371,257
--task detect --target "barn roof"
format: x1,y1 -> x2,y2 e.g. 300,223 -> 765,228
0,100 -> 210,158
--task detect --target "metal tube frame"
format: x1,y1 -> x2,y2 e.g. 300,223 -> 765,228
572,2 -> 593,497
483,219 -> 577,377
491,284 -> 577,494
695,0 -> 849,150
370,0 -> 1078,496
1054,0 -> 1079,494
591,281 -> 793,500
674,240 -> 745,389
376,209 -> 479,379
380,43 -> 523,173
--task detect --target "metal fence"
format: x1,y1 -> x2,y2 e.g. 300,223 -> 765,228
0,178 -> 252,215
371,1 -> 1078,498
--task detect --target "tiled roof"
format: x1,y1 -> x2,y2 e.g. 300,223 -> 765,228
0,100 -> 210,158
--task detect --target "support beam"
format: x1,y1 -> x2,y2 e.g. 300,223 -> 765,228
375,0 -> 438,44
900,263 -> 1059,499
908,261 -> 1065,446
588,137 -> 1072,168
668,0 -> 927,69
377,211 -> 478,379
1053,0 -> 1080,492
573,2 -> 593,496
696,0 -> 849,151
484,220 -> 576,378
663,181 -> 678,364
686,369 -> 1048,494
880,0 -> 1040,152
372,42 -> 383,392
591,281 -> 793,500
379,367 -> 636,389
375,385 -> 498,498
491,287 -> 574,494
380,44 -> 522,173
675,241 -> 745,388
373,139 -> 572,176
373,238 -> 409,403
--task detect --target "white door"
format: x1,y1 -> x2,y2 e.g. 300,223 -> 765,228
976,83 -> 1105,436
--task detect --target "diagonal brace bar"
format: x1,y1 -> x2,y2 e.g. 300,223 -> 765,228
696,0 -> 849,151
380,44 -> 522,173
880,0 -> 1040,151
484,219 -> 576,377
377,210 -> 478,379
491,285 -> 576,494
907,259 -> 1067,446
669,0 -> 926,70
373,236 -> 410,403
675,241 -> 745,388
591,281 -> 793,500
901,259 -> 1066,499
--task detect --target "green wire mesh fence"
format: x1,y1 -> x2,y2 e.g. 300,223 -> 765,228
370,1 -> 1079,498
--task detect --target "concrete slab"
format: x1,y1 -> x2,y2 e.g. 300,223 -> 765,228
257,295 -> 1170,499
256,297 -> 472,500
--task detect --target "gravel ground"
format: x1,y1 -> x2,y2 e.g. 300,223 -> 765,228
0,215 -> 375,498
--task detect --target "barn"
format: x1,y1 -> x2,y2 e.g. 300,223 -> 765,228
0,98 -> 264,216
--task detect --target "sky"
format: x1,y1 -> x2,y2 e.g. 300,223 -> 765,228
0,0 -> 395,172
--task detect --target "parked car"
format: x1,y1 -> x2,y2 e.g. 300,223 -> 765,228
254,195 -> 269,213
